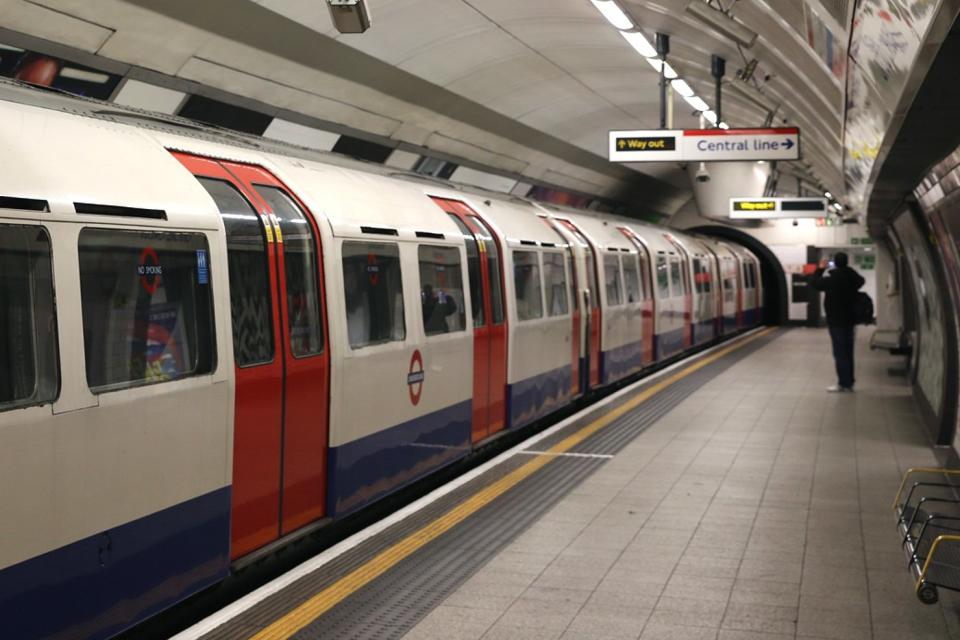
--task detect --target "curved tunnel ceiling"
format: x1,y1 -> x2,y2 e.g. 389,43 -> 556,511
253,0 -> 848,193
3,0 -> 852,208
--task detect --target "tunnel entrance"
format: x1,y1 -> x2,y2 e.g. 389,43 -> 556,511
688,225 -> 788,326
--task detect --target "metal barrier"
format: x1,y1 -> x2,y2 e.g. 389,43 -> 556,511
893,468 -> 960,604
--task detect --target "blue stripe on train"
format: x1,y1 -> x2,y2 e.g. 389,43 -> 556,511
506,364 -> 574,430
655,326 -> 686,360
723,314 -> 738,333
0,486 -> 230,640
327,400 -> 472,517
600,340 -> 643,385
693,319 -> 717,345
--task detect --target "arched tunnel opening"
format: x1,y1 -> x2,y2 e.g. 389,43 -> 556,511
688,225 -> 789,326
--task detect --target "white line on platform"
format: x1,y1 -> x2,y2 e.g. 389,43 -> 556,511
171,328 -> 764,640
518,450 -> 614,459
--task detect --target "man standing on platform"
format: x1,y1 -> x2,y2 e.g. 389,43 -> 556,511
810,252 -> 865,392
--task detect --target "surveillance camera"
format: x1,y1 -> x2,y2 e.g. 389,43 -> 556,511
694,162 -> 711,183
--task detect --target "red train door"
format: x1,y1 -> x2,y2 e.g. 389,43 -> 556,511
173,153 -> 331,559
556,219 -> 601,389
618,227 -> 656,366
431,198 -> 507,442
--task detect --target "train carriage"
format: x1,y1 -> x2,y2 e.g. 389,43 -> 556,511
0,79 -> 767,640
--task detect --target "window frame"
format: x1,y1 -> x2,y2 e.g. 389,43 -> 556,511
541,250 -> 570,317
0,222 -> 61,412
417,243 -> 468,337
78,226 -> 218,394
341,240 -> 407,350
512,249 -> 544,321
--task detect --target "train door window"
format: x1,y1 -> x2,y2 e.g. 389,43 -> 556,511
0,225 -> 58,410
79,229 -> 215,391
542,251 -> 569,316
468,216 -> 504,324
253,185 -> 324,357
655,253 -> 670,298
513,250 -> 543,320
604,253 -> 623,306
723,259 -> 735,303
669,258 -> 683,297
448,215 -> 483,326
342,241 -> 405,349
623,255 -> 641,304
748,263 -> 758,289
198,178 -> 274,367
636,246 -> 651,300
565,249 -> 578,312
418,245 -> 467,335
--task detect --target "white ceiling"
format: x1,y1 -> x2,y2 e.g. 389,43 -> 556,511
2,0 -> 849,206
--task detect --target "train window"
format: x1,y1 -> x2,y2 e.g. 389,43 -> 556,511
468,216 -> 504,325
604,254 -> 623,306
565,249 -> 578,312
542,251 -> 569,316
669,259 -> 683,297
198,178 -> 274,367
723,259 -> 736,303
513,250 -> 543,320
79,229 -> 215,392
747,263 -> 758,289
655,254 -> 669,298
418,245 -> 466,336
448,215 -> 483,327
342,241 -> 405,349
636,247 -> 651,300
0,225 -> 58,410
254,186 -> 324,357
623,255 -> 641,304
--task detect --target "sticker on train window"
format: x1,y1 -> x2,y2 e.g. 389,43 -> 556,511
138,246 -> 163,294
196,249 -> 209,284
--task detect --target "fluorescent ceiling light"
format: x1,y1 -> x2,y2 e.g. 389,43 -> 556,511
684,94 -> 710,112
59,67 -> 111,84
671,79 -> 694,97
703,110 -> 718,124
646,58 -> 678,79
824,191 -> 832,199
719,122 -> 730,129
0,43 -> 25,52
620,30 -> 657,57
590,0 -> 633,30
685,0 -> 758,47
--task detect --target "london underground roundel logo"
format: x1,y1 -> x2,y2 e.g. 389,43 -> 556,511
407,349 -> 425,406
138,246 -> 162,295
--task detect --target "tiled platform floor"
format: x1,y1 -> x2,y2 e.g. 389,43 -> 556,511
402,328 -> 959,640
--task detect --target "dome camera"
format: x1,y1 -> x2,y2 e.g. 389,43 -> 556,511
694,162 -> 711,183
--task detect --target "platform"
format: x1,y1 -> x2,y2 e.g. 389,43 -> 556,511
179,328 -> 959,640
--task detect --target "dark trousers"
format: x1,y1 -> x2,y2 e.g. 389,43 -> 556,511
828,325 -> 856,388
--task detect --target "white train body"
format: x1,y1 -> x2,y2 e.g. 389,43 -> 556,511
0,82 -> 764,640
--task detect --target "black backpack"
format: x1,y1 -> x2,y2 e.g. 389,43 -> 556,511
854,292 -> 874,325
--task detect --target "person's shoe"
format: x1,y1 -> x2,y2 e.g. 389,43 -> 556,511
826,385 -> 852,392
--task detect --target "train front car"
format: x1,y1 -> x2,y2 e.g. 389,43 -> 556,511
0,98 -> 235,640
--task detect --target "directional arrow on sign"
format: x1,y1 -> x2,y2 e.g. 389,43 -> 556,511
783,139 -> 795,150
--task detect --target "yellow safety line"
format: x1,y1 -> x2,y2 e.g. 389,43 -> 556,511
249,327 -> 776,640
892,467 -> 960,510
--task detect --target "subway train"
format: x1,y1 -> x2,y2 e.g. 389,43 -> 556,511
0,80 -> 762,640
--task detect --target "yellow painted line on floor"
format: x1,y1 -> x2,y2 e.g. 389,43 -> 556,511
249,327 -> 776,640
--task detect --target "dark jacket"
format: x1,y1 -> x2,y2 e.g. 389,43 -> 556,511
810,266 -> 865,326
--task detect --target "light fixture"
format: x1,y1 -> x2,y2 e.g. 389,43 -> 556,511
703,110 -> 718,124
684,94 -> 710,112
824,191 -> 833,199
671,79 -> 694,97
59,67 -> 111,83
327,0 -> 371,33
646,58 -> 677,79
685,0 -> 758,47
719,122 -> 730,129
620,30 -> 658,57
590,0 -> 634,30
